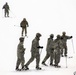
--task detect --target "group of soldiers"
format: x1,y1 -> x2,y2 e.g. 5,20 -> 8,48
2,2 -> 73,71
16,31 -> 73,71
42,33 -> 72,67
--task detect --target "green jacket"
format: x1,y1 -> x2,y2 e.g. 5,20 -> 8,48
46,38 -> 54,52
17,42 -> 25,58
31,37 -> 39,53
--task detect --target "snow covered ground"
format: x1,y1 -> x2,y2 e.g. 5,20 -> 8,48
0,0 -> 76,75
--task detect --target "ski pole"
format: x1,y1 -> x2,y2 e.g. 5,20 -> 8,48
40,48 -> 42,55
65,56 -> 67,68
10,10 -> 16,17
71,38 -> 75,53
2,9 -> 4,17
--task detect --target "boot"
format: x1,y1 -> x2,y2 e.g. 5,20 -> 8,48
53,64 -> 57,67
15,67 -> 21,71
56,65 -> 61,68
61,55 -> 64,57
54,64 -> 61,68
21,66 -> 25,70
36,66 -> 42,70
65,54 -> 67,57
24,65 -> 29,70
42,62 -> 48,66
50,63 -> 53,66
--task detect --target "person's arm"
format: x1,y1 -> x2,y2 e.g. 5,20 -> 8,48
2,5 -> 5,9
26,21 -> 29,27
66,36 -> 73,39
8,5 -> 10,10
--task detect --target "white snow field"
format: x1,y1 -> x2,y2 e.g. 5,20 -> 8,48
0,0 -> 76,75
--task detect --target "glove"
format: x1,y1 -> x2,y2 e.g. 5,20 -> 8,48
70,36 -> 73,38
51,48 -> 54,50
23,48 -> 26,51
37,46 -> 43,49
61,37 -> 63,39
40,46 -> 43,49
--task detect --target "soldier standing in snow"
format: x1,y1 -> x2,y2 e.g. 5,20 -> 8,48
20,18 -> 29,37
16,37 -> 25,71
61,32 -> 73,57
53,35 -> 63,68
24,33 -> 43,70
42,34 -> 54,66
2,2 -> 10,17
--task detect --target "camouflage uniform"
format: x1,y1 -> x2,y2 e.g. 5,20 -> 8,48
61,32 -> 72,56
2,2 -> 10,17
20,18 -> 29,36
54,35 -> 63,67
16,37 -> 25,71
42,34 -> 54,66
25,33 -> 43,70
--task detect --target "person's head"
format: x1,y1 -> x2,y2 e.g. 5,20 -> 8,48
23,18 -> 26,21
50,34 -> 54,39
6,2 -> 8,5
57,35 -> 61,39
19,37 -> 24,43
62,32 -> 66,36
36,33 -> 42,40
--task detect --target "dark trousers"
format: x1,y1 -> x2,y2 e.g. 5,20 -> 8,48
25,52 -> 40,67
21,27 -> 27,36
61,46 -> 67,55
16,57 -> 25,68
42,51 -> 54,64
54,50 -> 60,65
4,10 -> 9,17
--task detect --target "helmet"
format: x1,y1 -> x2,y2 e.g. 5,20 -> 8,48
50,34 -> 54,38
23,18 -> 26,21
36,33 -> 42,37
57,35 -> 61,38
62,32 -> 66,35
19,37 -> 24,42
6,2 -> 8,4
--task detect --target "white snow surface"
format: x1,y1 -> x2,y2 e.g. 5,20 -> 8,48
0,0 -> 76,75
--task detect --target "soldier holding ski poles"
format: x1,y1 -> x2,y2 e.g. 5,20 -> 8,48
2,2 -> 10,17
42,34 -> 54,66
61,32 -> 73,57
24,33 -> 43,70
20,18 -> 29,37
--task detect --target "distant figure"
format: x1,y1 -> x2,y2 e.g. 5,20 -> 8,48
24,33 -> 43,70
42,34 -> 54,66
16,37 -> 25,71
61,32 -> 73,57
2,2 -> 10,17
20,18 -> 29,36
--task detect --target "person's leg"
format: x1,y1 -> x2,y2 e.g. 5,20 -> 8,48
64,46 -> 67,56
25,53 -> 35,69
25,27 -> 27,36
50,51 -> 54,65
16,58 -> 21,70
42,52 -> 50,64
21,28 -> 24,36
21,57 -> 25,69
36,54 -> 41,70
7,10 -> 9,17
